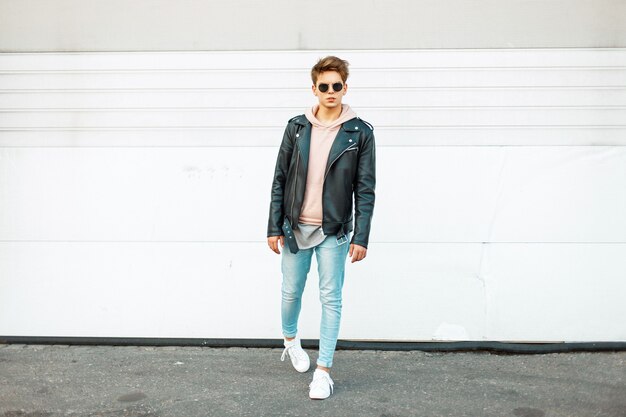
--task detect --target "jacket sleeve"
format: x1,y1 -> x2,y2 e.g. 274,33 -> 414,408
351,129 -> 376,248
267,123 -> 295,237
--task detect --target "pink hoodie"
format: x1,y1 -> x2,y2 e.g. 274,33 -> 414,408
298,104 -> 357,226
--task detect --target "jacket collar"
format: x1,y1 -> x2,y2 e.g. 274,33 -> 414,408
292,116 -> 307,126
340,120 -> 362,132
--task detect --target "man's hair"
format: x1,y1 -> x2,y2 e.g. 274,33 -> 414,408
311,56 -> 350,84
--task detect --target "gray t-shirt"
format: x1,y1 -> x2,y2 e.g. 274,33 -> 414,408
293,223 -> 326,250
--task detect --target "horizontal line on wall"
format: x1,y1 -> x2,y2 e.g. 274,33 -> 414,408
3,144 -> 625,148
2,86 -> 625,93
2,125 -> 626,131
0,48 -> 624,64
2,66 -> 625,74
1,47 -> 624,55
1,240 -> 625,244
2,105 -> 626,112
0,336 -> 624,353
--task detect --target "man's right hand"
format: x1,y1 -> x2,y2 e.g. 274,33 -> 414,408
267,235 -> 285,254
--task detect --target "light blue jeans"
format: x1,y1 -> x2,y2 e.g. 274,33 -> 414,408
281,232 -> 351,368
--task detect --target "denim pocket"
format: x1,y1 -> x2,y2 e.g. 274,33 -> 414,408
336,235 -> 349,246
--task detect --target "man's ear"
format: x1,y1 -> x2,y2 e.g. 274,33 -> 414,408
343,83 -> 348,94
312,84 -> 317,95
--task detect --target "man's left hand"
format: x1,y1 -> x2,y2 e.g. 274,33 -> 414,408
349,244 -> 367,263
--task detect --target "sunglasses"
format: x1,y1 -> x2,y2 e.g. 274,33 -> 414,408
317,82 -> 344,93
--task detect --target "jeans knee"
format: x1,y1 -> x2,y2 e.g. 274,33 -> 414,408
319,291 -> 342,309
282,286 -> 303,303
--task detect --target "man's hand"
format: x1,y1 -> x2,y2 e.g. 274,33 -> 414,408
267,235 -> 284,254
349,244 -> 367,263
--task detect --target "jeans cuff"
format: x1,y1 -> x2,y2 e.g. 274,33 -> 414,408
316,359 -> 332,368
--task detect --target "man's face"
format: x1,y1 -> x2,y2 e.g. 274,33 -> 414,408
312,71 -> 348,110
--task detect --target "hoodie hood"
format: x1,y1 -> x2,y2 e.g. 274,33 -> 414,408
305,104 -> 357,129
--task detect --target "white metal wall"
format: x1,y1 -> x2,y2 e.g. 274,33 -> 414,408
1,49 -> 625,341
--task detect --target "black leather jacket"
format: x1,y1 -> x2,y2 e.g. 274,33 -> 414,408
267,114 -> 376,249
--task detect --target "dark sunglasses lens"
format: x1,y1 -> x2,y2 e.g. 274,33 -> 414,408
318,83 -> 329,93
332,82 -> 343,92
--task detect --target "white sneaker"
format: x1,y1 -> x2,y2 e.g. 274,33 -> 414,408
280,337 -> 310,373
309,368 -> 334,400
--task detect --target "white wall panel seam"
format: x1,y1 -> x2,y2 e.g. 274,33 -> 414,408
3,241 -> 626,244
2,66 -> 626,73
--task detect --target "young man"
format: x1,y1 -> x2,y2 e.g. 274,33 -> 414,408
266,56 -> 376,399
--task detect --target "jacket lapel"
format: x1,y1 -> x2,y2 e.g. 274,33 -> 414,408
324,118 -> 360,174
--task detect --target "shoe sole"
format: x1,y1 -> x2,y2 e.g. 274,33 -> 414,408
309,394 -> 330,400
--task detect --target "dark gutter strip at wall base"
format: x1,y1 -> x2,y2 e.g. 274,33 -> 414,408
0,336 -> 624,353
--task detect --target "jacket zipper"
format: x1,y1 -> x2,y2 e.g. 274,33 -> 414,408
290,139 -> 300,225
323,143 -> 358,181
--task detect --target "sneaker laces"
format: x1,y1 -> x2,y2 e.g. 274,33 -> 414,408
309,371 -> 334,394
280,343 -> 307,362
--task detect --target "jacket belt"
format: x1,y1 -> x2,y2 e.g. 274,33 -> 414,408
336,222 -> 349,245
282,217 -> 300,254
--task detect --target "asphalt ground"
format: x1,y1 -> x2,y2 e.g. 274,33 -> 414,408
0,344 -> 624,417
